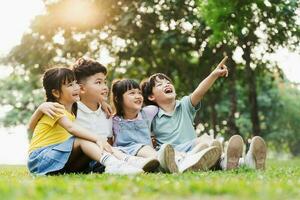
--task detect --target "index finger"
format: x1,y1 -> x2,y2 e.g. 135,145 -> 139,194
218,56 -> 228,66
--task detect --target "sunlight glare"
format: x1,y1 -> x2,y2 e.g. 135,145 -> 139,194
54,0 -> 102,28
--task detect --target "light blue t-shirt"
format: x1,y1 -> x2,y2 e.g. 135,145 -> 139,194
152,95 -> 201,147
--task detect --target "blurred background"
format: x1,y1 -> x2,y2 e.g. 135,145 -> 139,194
0,0 -> 299,165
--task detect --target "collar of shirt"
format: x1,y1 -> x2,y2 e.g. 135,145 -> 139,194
77,101 -> 103,116
157,100 -> 181,118
113,112 -> 143,122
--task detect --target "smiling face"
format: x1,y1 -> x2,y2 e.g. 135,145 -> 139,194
53,80 -> 80,106
112,79 -> 141,117
148,76 -> 176,105
80,72 -> 108,104
122,88 -> 143,114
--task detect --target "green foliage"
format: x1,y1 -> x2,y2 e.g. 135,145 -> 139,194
266,82 -> 300,156
1,159 -> 300,199
0,0 -> 299,154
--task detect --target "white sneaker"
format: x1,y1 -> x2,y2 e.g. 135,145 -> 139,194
126,157 -> 160,172
157,144 -> 178,173
220,135 -> 244,170
104,160 -> 144,175
245,136 -> 267,170
178,146 -> 221,173
210,139 -> 223,152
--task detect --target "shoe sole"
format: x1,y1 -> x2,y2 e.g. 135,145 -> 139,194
164,144 -> 178,173
251,136 -> 267,170
211,140 -> 223,152
142,159 -> 160,172
186,146 -> 221,172
226,135 -> 244,170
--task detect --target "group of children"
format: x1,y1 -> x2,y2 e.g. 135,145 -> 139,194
27,56 -> 267,175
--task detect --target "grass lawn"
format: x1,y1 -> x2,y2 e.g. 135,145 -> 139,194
1,159 -> 300,200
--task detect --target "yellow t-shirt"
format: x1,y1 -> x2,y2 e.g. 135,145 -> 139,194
29,109 -> 75,153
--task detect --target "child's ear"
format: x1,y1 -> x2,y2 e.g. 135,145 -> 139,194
79,84 -> 85,94
148,94 -> 155,102
51,89 -> 60,99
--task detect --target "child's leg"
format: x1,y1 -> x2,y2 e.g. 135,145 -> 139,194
136,145 -> 157,158
112,146 -> 159,172
188,143 -> 209,154
111,147 -> 132,160
197,134 -> 214,145
66,138 -> 143,175
63,138 -> 103,172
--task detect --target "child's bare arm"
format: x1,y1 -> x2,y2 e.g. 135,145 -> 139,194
190,56 -> 229,107
101,101 -> 113,118
58,116 -> 112,153
28,102 -> 65,132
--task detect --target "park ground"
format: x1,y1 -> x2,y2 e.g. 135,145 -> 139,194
0,158 -> 300,200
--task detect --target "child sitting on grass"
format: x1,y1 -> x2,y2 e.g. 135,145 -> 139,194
141,56 -> 267,170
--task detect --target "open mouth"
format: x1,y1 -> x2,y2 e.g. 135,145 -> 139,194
164,87 -> 173,94
100,92 -> 108,97
135,100 -> 142,104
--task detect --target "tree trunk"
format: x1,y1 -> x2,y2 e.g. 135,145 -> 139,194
227,51 -> 240,136
243,46 -> 261,136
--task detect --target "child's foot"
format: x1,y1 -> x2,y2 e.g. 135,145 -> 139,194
178,146 -> 221,173
157,144 -> 178,173
127,157 -> 160,172
104,160 -> 144,175
221,135 -> 244,170
245,136 -> 267,170
211,139 -> 223,152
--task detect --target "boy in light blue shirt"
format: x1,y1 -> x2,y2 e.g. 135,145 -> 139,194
152,95 -> 200,152
141,56 -> 267,170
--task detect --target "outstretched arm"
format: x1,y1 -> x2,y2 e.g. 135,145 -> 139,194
190,56 -> 229,107
28,102 -> 65,132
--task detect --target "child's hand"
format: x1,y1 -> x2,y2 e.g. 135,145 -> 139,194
38,102 -> 65,119
101,101 -> 113,118
96,137 -> 113,153
211,56 -> 229,78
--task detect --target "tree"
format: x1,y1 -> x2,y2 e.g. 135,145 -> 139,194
198,0 -> 300,136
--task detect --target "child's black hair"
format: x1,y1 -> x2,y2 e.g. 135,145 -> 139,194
42,67 -> 77,115
140,73 -> 172,106
112,79 -> 140,117
72,57 -> 107,83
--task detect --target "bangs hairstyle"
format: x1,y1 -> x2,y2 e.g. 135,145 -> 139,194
112,79 -> 140,117
42,67 -> 77,115
140,73 -> 172,106
72,57 -> 107,83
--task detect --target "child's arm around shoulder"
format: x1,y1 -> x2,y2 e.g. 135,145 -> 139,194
28,102 -> 65,132
190,56 -> 229,107
142,105 -> 159,122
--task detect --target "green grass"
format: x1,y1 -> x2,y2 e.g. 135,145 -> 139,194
1,159 -> 300,200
